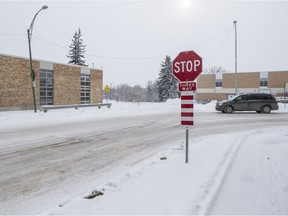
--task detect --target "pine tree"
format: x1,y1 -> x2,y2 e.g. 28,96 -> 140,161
67,28 -> 88,67
156,56 -> 178,102
146,80 -> 159,102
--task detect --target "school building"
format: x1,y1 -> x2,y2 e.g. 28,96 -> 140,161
0,53 -> 103,111
196,71 -> 288,101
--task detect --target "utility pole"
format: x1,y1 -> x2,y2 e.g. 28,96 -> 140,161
233,20 -> 238,95
27,5 -> 48,112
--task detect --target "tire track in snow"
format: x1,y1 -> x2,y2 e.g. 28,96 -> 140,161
197,131 -> 251,215
206,126 -> 288,215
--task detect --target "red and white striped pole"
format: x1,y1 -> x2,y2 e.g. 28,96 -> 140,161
181,92 -> 194,126
181,91 -> 195,163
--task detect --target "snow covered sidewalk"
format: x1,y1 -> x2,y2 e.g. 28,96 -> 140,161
209,126 -> 288,215
43,126 -> 288,215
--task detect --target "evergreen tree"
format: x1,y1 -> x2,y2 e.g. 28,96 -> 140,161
67,28 -> 88,67
156,56 -> 178,102
146,80 -> 159,102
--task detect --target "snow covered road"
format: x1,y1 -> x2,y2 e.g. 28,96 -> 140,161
1,100 -> 288,214
0,112 -> 183,214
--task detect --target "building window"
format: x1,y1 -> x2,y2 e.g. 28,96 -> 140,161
81,73 -> 90,104
216,79 -> 222,87
40,69 -> 53,105
260,77 -> 268,87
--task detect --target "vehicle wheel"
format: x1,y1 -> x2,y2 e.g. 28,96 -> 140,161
225,105 -> 234,114
262,105 -> 271,114
256,111 -> 261,113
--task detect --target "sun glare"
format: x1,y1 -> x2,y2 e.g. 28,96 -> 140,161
179,0 -> 190,9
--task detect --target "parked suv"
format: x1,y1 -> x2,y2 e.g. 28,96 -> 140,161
215,93 -> 279,114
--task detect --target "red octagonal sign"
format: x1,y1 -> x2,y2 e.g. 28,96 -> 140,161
172,50 -> 202,82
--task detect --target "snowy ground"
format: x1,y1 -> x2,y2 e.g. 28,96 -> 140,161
1,100 -> 288,215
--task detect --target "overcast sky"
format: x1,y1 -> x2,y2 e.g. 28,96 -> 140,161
1,0 -> 288,87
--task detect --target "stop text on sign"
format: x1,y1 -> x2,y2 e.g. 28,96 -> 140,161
173,60 -> 201,73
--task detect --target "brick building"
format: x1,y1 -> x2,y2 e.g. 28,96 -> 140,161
197,71 -> 288,101
0,54 -> 103,111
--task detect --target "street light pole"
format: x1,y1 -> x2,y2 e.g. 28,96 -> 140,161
109,81 -> 114,101
27,5 -> 48,113
233,20 -> 238,95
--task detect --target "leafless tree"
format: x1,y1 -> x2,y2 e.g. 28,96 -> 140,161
204,66 -> 226,74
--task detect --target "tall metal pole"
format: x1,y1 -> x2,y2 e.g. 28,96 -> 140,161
285,82 -> 287,109
27,5 -> 48,112
27,30 -> 37,112
185,126 -> 189,163
233,20 -> 238,95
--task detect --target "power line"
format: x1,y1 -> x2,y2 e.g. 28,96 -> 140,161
0,33 -> 26,36
1,25 -> 234,60
206,27 -> 234,66
33,35 -> 69,51
187,25 -> 233,50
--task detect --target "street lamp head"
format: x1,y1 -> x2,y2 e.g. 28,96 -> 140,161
233,20 -> 237,24
28,5 -> 48,34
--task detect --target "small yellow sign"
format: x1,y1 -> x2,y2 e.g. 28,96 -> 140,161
105,85 -> 110,93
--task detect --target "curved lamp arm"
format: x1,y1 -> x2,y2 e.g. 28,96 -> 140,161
28,5 -> 48,37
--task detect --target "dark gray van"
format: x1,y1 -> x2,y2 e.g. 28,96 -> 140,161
215,93 -> 279,114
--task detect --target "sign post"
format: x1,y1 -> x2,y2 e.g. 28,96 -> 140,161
285,82 -> 288,109
105,85 -> 110,103
172,50 -> 202,163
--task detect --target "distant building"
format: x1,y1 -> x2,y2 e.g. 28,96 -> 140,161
196,71 -> 288,101
0,53 -> 103,111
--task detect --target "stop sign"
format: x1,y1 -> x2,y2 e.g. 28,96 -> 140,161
172,50 -> 202,82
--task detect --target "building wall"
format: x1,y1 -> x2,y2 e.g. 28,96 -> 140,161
54,64 -> 81,105
196,93 -> 227,101
0,54 -> 103,111
0,54 -> 40,110
197,71 -> 288,101
90,69 -> 103,103
197,73 -> 215,88
222,72 -> 259,88
238,72 -> 259,88
268,71 -> 288,88
222,73 -> 235,89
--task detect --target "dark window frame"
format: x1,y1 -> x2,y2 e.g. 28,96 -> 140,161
215,79 -> 222,87
260,78 -> 268,87
81,73 -> 90,104
40,69 -> 54,106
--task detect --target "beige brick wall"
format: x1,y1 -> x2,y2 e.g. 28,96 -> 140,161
90,69 -> 103,103
237,72 -> 259,88
221,72 -> 259,88
196,93 -> 227,101
198,73 -> 260,89
222,73 -> 235,88
197,74 -> 215,88
53,64 -> 81,105
0,54 -> 40,110
268,71 -> 288,88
